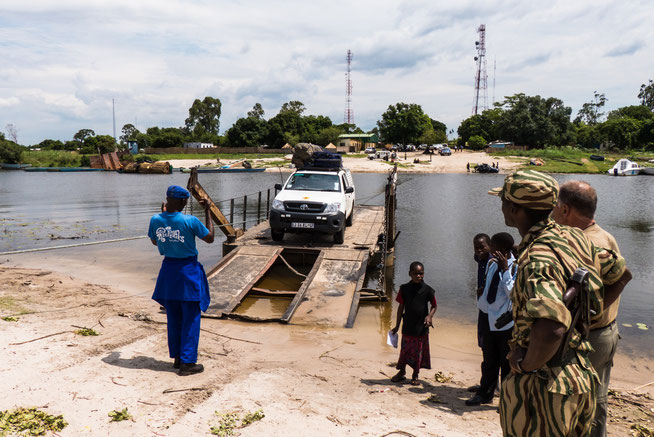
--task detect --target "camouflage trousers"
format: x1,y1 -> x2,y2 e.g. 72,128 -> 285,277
500,372 -> 596,437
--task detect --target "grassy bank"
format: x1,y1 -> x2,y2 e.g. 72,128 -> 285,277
21,151 -> 84,167
135,153 -> 286,161
490,147 -> 654,173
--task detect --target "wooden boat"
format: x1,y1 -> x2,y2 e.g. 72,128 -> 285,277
179,167 -> 265,173
607,159 -> 642,176
0,163 -> 32,170
23,167 -> 106,172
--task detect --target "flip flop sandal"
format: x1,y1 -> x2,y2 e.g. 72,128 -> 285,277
410,378 -> 420,386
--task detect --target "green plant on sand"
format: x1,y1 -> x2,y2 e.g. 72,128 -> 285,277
0,407 -> 68,436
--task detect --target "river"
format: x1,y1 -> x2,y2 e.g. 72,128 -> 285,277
0,170 -> 652,355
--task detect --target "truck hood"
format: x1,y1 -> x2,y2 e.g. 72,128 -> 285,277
274,189 -> 344,205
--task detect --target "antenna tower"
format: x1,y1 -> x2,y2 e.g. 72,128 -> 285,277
472,24 -> 488,115
492,58 -> 496,105
344,49 -> 354,125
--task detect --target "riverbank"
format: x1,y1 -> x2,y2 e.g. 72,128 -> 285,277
1,264 -> 652,436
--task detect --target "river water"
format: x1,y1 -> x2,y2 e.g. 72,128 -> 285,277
0,170 -> 652,355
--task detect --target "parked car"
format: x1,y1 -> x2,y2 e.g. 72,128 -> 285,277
439,147 -> 452,156
269,167 -> 355,244
364,147 -> 376,154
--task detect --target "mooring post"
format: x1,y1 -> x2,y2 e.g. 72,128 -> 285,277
230,198 -> 234,227
243,195 -> 248,231
257,191 -> 262,225
266,189 -> 271,220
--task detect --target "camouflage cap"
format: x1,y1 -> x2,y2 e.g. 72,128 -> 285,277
488,170 -> 559,210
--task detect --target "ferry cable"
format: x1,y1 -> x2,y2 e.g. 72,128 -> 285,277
0,235 -> 149,256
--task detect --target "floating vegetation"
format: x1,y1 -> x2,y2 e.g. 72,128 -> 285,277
434,371 -> 453,383
0,407 -> 68,436
108,408 -> 133,422
2,316 -> 18,322
75,327 -> 99,336
637,323 -> 649,331
210,410 -> 265,436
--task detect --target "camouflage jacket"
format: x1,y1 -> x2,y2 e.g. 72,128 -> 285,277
511,218 -> 626,395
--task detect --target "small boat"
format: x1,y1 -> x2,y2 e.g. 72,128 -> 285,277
23,167 -> 107,172
640,167 -> 654,175
0,163 -> 32,170
179,167 -> 265,173
607,159 -> 642,176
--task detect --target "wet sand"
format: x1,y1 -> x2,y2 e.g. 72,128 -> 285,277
167,151 -> 523,174
2,246 -> 653,436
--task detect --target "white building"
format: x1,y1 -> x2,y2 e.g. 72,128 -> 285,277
183,142 -> 214,149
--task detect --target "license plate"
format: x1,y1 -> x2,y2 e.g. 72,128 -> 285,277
291,222 -> 314,229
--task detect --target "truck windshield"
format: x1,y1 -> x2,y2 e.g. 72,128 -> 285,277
285,173 -> 341,192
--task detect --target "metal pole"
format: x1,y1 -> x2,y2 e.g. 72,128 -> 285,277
230,198 -> 234,227
266,189 -> 271,219
257,191 -> 262,225
243,195 -> 247,231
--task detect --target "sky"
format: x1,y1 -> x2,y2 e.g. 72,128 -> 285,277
0,0 -> 652,145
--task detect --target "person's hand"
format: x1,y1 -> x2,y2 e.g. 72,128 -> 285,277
161,202 -> 166,213
507,346 -> 527,374
198,198 -> 210,211
391,326 -> 399,334
424,315 -> 433,327
495,251 -> 508,271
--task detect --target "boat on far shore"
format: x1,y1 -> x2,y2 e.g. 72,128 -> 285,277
0,163 -> 32,170
608,159 -> 642,176
640,167 -> 654,175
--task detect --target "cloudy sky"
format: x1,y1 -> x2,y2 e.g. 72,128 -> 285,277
1,0 -> 651,145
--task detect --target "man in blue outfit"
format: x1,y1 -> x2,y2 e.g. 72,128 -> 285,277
148,185 -> 214,376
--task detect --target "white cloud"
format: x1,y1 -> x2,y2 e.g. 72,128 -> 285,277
0,0 -> 652,144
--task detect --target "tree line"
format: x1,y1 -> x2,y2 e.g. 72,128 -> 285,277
458,80 -> 654,150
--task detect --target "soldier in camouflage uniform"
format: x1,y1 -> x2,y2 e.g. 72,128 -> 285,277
488,170 -> 631,437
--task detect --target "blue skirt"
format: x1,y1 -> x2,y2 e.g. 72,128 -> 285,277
152,255 -> 210,311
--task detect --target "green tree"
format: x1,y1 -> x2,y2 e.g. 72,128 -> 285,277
572,123 -> 604,149
377,103 -> 432,145
607,105 -> 654,122
419,128 -> 447,145
638,79 -> 654,110
598,118 -> 641,149
37,139 -> 65,150
495,93 -> 572,148
82,134 -> 116,154
0,138 -> 23,163
263,102 -> 306,148
247,103 -> 265,119
146,127 -> 185,148
316,126 -> 345,147
73,129 -> 95,144
457,114 -> 488,146
120,124 -> 140,144
574,92 -> 607,125
225,116 -> 268,147
429,118 -> 447,133
185,96 -> 222,137
280,100 -> 306,115
468,135 -> 487,150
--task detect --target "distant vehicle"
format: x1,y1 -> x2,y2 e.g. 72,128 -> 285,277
439,147 -> 452,156
364,147 -> 376,154
430,144 -> 444,151
406,144 -> 416,151
375,150 -> 391,160
391,145 -> 399,151
474,163 -> 499,173
418,144 -> 427,150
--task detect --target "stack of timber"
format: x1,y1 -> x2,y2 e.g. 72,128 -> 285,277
120,161 -> 172,174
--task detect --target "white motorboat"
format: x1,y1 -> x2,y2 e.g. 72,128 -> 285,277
640,167 -> 654,175
607,159 -> 642,176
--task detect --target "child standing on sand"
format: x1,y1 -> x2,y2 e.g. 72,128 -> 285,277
391,262 -> 437,385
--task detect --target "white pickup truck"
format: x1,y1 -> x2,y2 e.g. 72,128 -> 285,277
269,167 -> 355,244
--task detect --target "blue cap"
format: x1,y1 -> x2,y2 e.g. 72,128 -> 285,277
166,185 -> 190,199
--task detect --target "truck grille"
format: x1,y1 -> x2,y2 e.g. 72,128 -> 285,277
284,201 -> 326,213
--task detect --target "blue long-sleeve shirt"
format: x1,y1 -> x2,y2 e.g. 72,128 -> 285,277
477,255 -> 516,331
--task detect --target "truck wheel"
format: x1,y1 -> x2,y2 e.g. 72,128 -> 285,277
346,211 -> 353,227
271,229 -> 284,242
333,227 -> 345,244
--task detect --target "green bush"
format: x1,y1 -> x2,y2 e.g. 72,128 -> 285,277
0,140 -> 24,164
22,150 -> 82,167
468,135 -> 487,150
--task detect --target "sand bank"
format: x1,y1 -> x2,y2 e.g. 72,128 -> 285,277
1,263 -> 652,436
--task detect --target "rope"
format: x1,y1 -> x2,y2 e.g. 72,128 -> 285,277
0,236 -> 149,256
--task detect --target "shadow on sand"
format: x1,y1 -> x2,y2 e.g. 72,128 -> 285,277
102,351 -> 176,372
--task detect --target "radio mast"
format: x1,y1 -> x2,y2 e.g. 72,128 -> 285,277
344,50 -> 354,125
472,25 -> 488,115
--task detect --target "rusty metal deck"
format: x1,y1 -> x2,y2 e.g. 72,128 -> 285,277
204,205 -> 385,327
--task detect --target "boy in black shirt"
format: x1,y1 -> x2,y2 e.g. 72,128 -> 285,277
391,262 -> 437,385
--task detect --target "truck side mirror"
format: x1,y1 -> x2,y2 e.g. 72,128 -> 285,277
274,183 -> 282,190
345,187 -> 354,194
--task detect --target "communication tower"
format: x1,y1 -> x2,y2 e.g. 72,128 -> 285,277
344,50 -> 354,125
472,24 -> 488,115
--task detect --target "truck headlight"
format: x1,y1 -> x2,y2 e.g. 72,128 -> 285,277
324,202 -> 341,214
272,199 -> 285,211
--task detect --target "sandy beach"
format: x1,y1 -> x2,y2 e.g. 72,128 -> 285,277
1,261 -> 652,436
167,151 -> 524,175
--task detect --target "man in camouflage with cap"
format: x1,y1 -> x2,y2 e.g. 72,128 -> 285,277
488,170 -> 631,436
